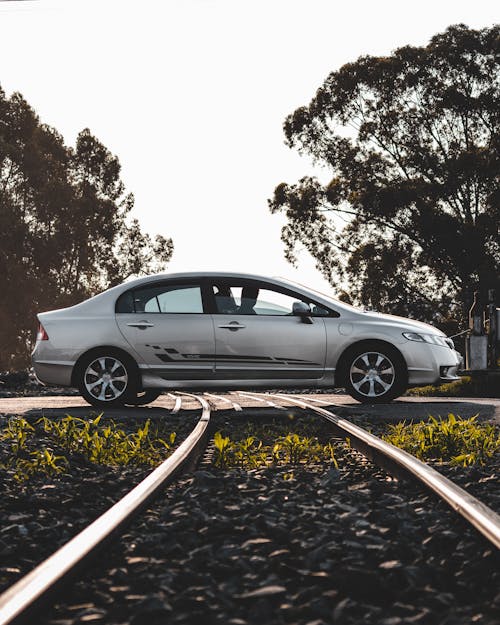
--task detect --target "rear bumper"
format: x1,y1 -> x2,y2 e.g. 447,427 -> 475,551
32,341 -> 74,386
32,360 -> 73,386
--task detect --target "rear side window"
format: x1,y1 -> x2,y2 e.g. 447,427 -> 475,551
116,284 -> 203,314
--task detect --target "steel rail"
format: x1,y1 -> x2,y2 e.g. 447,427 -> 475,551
295,395 -> 334,405
235,391 -> 285,410
244,392 -> 500,550
167,392 -> 183,414
0,394 -> 211,625
204,392 -> 242,412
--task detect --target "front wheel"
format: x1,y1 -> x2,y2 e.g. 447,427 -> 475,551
343,345 -> 407,403
78,352 -> 137,408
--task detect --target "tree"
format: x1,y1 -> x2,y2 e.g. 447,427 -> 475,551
270,24 -> 499,332
0,88 -> 173,369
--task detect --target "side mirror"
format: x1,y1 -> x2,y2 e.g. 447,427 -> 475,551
292,301 -> 313,324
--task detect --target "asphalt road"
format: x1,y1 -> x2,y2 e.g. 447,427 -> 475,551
0,393 -> 499,424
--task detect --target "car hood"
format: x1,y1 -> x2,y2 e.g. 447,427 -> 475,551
356,310 -> 445,336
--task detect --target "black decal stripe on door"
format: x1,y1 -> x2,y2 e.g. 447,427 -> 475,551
149,344 -> 321,367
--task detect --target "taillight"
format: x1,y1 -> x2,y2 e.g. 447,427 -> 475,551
37,323 -> 49,341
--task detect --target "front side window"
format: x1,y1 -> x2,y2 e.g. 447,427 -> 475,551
211,283 -> 334,316
116,284 -> 203,314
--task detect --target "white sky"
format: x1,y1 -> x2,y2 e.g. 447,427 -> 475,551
0,0 -> 498,296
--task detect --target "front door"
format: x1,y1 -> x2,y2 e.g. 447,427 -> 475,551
209,281 -> 326,381
115,281 -> 215,381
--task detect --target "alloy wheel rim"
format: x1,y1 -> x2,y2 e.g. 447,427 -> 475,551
84,357 -> 128,401
349,351 -> 395,398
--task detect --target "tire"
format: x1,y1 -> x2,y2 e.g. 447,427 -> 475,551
342,343 -> 407,403
77,350 -> 138,408
125,390 -> 162,406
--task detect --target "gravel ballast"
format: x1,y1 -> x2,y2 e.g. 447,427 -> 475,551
0,409 -> 200,594
0,406 -> 496,625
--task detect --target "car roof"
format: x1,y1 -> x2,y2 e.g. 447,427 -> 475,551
115,272 -> 332,300
47,271 -> 354,316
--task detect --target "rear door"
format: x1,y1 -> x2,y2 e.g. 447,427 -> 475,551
115,280 -> 215,381
209,279 -> 327,381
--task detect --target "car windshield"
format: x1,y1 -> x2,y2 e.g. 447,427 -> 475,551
273,277 -> 361,311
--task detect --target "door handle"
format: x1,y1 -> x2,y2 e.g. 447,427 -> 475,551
127,321 -> 155,329
218,322 -> 246,331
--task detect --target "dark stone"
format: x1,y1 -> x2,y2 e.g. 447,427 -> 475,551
237,585 -> 287,599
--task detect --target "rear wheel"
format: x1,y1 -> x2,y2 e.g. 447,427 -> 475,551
343,344 -> 407,403
78,351 -> 137,408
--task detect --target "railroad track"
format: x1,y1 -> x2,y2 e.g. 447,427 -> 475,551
0,390 -> 498,625
238,391 -> 500,549
0,393 -> 211,625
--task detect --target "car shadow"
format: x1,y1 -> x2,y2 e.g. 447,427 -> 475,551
309,398 -> 497,422
20,404 -> 190,420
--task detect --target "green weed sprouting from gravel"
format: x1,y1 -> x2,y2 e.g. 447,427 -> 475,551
0,417 -> 34,453
13,449 -> 69,480
37,414 -> 176,465
406,375 -> 499,398
383,414 -> 500,466
0,415 -> 177,481
213,430 -> 339,469
406,376 -> 476,397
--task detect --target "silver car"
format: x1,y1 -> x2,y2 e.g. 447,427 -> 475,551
32,272 -> 462,407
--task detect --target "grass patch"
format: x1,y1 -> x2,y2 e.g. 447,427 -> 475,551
213,430 -> 339,469
0,414 -> 176,481
407,375 -> 500,398
383,413 -> 500,466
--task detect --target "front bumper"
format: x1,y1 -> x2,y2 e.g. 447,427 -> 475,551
403,341 -> 463,386
439,363 -> 462,382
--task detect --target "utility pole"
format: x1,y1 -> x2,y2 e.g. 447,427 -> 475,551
486,289 -> 498,370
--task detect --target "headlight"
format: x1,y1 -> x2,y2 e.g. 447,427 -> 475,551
402,332 -> 453,349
